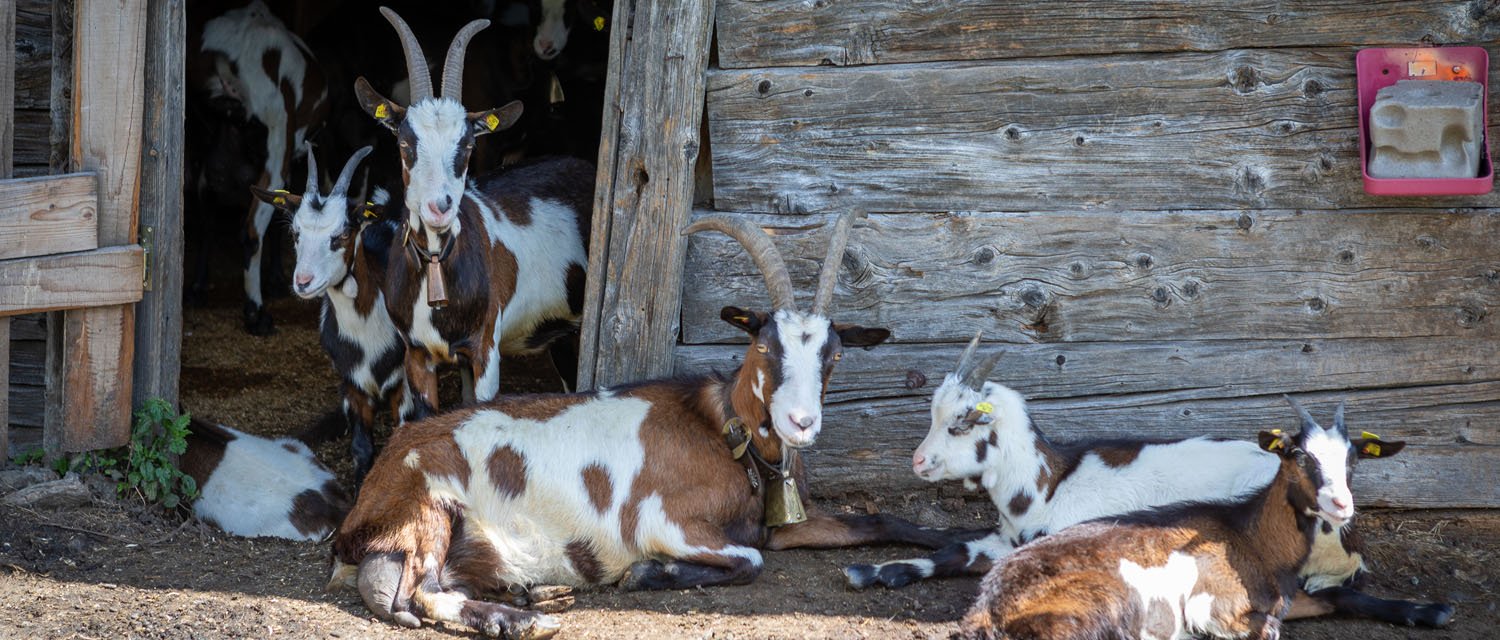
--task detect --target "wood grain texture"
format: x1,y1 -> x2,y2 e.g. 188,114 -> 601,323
576,0 -> 717,390
0,173 -> 99,260
681,210 -> 1500,344
715,0 -> 1500,69
48,0 -> 70,172
14,0 -> 50,110
44,303 -> 134,453
706,49 -> 1500,214
132,0 -> 183,409
0,245 -> 145,316
1,0 -> 11,462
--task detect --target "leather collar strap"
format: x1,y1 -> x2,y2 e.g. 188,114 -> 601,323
403,224 -> 456,307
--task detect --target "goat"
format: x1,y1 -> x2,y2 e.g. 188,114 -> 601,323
958,405 -> 1399,640
354,9 -> 593,410
195,0 -> 330,335
328,212 -> 955,639
251,146 -> 411,487
846,340 -> 1453,627
179,418 -> 349,541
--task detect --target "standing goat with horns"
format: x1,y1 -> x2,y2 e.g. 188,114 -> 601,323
330,212 -> 963,638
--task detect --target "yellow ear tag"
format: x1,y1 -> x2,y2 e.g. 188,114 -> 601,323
593,16 -> 606,31
975,402 -> 994,415
734,315 -> 750,324
485,113 -> 501,131
273,196 -> 286,206
1361,430 -> 1381,440
375,103 -> 389,119
1268,439 -> 1285,451
1363,442 -> 1381,456
363,208 -> 377,219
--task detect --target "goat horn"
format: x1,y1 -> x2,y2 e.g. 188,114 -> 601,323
953,330 -> 983,383
1283,394 -> 1320,432
1332,399 -> 1346,432
441,19 -> 490,102
962,350 -> 1004,391
332,146 -> 374,200
810,210 -> 862,316
303,141 -> 319,196
682,216 -> 796,311
379,7 -> 433,103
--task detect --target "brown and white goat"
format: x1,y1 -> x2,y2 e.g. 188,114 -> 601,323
355,9 -> 593,409
958,406 -> 1397,640
193,0 -> 329,335
251,146 -> 410,487
329,213 -> 953,639
180,418 -> 349,541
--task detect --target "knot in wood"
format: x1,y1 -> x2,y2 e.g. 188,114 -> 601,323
1019,287 -> 1048,308
904,370 -> 927,390
1230,66 -> 1259,94
1236,213 -> 1254,231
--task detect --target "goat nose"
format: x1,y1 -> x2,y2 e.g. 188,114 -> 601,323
792,414 -> 815,430
441,195 -> 453,210
294,273 -> 313,287
1332,497 -> 1350,510
913,452 -> 926,467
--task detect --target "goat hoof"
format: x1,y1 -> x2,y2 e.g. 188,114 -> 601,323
530,595 -> 574,614
843,564 -> 876,590
392,611 -> 422,628
1416,603 -> 1455,627
618,560 -> 663,591
516,613 -> 562,640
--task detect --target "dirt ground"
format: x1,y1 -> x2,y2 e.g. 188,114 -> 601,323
2,278 -> 1498,639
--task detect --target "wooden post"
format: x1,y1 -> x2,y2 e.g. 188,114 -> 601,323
1,0 -> 14,462
576,0 -> 717,390
132,0 -> 183,409
44,0 -> 146,452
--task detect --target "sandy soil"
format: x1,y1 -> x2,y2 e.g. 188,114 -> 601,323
1,275 -> 1496,639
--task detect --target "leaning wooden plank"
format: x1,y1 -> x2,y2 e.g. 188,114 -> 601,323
706,50 -> 1500,213
681,210 -> 1500,344
716,1 -> 1493,68
576,0 -> 717,389
0,246 -> 145,316
675,335 -> 1500,409
0,173 -> 100,260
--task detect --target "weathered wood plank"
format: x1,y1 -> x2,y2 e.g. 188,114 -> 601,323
0,245 -> 146,316
681,210 -> 1500,344
706,50 -> 1500,214
715,1 -> 1500,69
15,0 -> 51,109
0,173 -> 99,260
576,0 -> 717,390
48,0 -> 70,172
44,302 -> 134,453
132,0 -> 183,408
13,108 -> 51,167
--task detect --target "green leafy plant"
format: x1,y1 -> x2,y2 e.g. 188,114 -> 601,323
105,399 -> 200,510
9,447 -> 45,467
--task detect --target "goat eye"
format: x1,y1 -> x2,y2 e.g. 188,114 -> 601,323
948,423 -> 973,436
755,343 -> 768,354
833,352 -> 842,361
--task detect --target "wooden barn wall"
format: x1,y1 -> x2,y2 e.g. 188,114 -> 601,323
680,1 -> 1500,507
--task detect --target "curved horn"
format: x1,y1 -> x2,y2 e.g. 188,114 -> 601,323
441,19 -> 491,101
331,146 -> 374,199
682,216 -> 796,311
810,210 -> 862,316
1283,394 -> 1320,432
953,330 -> 983,382
962,350 -> 1004,390
1332,399 -> 1346,433
303,141 -> 319,196
379,7 -> 432,103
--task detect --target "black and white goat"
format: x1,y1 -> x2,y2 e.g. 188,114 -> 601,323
329,213 -> 954,639
958,407 -> 1392,639
180,418 -> 349,541
354,9 -> 593,410
846,341 -> 1452,627
251,146 -> 410,487
194,0 -> 330,335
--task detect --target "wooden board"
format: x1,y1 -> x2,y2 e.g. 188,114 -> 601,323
715,1 -> 1500,68
44,304 -> 134,453
0,173 -> 99,260
706,50 -> 1500,214
1,0 -> 11,464
0,245 -> 145,316
132,0 -> 184,409
576,0 -> 717,389
681,210 -> 1500,344
14,0 -> 50,110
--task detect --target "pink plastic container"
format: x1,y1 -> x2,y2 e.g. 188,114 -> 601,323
1357,47 -> 1492,196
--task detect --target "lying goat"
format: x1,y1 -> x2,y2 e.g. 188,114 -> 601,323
252,145 -> 409,486
180,418 -> 348,541
847,338 -> 1452,627
329,213 -> 953,639
356,9 -> 592,410
959,407 -> 1391,639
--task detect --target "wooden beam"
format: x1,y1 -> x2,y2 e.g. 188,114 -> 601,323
0,173 -> 99,260
715,0 -> 1500,68
576,0 -> 717,390
1,0 -> 13,464
132,0 -> 183,409
45,0 -> 147,453
0,246 -> 145,316
681,210 -> 1500,344
705,50 -> 1500,214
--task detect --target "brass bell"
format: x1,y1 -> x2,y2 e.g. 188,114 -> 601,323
764,452 -> 807,527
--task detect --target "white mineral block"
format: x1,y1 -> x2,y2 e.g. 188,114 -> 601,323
1368,80 -> 1485,179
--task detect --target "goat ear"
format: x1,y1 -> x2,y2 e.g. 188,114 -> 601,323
720,306 -> 767,335
1258,430 -> 1292,455
249,185 -> 301,212
352,201 -> 386,225
1353,436 -> 1406,459
834,324 -> 891,349
470,100 -> 524,136
355,77 -> 405,132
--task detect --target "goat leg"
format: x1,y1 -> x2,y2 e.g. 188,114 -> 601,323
1300,586 -> 1455,627
767,512 -> 966,551
845,534 -> 1000,589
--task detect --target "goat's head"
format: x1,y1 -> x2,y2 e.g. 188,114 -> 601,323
911,332 -> 1020,481
1260,396 -> 1406,527
354,8 -> 523,235
251,145 -> 381,298
528,0 -> 607,60
684,213 -> 889,448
